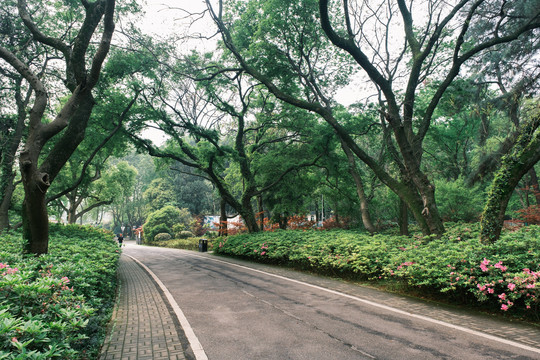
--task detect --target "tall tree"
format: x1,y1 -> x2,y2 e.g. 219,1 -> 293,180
204,0 -> 539,237
0,0 -> 116,254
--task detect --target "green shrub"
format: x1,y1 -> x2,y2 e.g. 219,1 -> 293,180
151,237 -> 214,251
177,230 -> 195,239
435,178 -> 485,222
154,233 -> 172,241
0,224 -> 120,359
143,205 -> 182,243
214,225 -> 539,320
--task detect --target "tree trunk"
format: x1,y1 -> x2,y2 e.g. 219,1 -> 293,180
240,197 -> 260,233
279,213 -> 288,230
341,141 -> 376,233
20,160 -> 50,255
219,198 -> 227,237
0,180 -> 16,231
481,115 -> 540,243
257,194 -> 264,230
399,199 -> 409,236
528,168 -> 540,204
0,80 -> 27,231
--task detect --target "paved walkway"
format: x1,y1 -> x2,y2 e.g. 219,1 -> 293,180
99,246 -> 189,360
100,242 -> 540,359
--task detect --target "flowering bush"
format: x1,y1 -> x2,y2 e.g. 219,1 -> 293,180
0,224 -> 120,359
214,224 -> 539,320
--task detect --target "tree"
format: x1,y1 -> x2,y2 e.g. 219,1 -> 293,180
129,47 -> 326,232
0,0 -> 117,254
204,0 -> 540,237
0,2 -> 34,230
480,103 -> 540,242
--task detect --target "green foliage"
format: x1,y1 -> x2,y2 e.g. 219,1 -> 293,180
0,224 -> 119,359
154,233 -> 172,241
435,178 -> 485,222
177,231 -> 195,239
143,205 -> 192,243
215,224 -> 539,320
151,237 -> 212,252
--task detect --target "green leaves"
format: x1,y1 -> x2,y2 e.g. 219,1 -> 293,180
215,224 -> 539,319
0,224 -> 120,358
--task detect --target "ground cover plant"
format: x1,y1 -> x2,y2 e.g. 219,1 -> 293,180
213,223 -> 539,322
0,224 -> 120,359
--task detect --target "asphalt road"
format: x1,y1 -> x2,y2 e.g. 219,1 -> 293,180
124,244 -> 540,360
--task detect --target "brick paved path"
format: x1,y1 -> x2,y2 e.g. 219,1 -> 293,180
99,254 -> 187,360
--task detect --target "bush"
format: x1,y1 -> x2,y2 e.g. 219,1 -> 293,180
177,230 -> 195,239
143,205 -> 182,243
435,178 -> 485,222
0,224 -> 120,359
214,224 -> 539,320
151,237 -> 213,251
154,233 -> 172,241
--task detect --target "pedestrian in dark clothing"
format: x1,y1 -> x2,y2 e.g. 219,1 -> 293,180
118,233 -> 124,246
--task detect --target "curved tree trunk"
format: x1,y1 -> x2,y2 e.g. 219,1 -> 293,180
481,115 -> 540,243
0,79 -> 28,231
341,141 -> 376,233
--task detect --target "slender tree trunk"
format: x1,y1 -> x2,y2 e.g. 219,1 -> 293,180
0,178 -> 16,231
0,80 -> 27,231
341,141 -> 376,233
219,198 -> 227,237
257,194 -> 264,230
528,168 -> 540,204
279,213 -> 288,230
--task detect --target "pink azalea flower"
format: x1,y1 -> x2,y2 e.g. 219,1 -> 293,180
498,293 -> 506,300
494,261 -> 507,272
501,304 -> 508,311
480,264 -> 489,272
507,283 -> 516,291
487,288 -> 494,294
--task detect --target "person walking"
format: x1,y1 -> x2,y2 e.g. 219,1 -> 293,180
118,233 -> 124,247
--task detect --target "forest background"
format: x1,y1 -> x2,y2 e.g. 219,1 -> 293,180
0,2 -> 539,356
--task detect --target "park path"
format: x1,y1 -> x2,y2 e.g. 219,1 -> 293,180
100,241 -> 540,359
99,249 -> 190,360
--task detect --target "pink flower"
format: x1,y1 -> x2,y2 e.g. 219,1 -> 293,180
480,264 -> 489,272
507,283 -> 516,291
477,284 -> 487,291
494,261 -> 507,272
481,258 -> 490,266
487,288 -> 494,294
498,293 -> 506,300
11,337 -> 18,343
501,304 -> 508,311
61,276 -> 70,284
261,251 -> 266,256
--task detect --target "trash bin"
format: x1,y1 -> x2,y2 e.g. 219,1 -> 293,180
198,238 -> 208,252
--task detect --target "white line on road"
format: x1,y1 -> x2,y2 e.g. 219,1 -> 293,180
190,252 -> 540,356
127,254 -> 208,360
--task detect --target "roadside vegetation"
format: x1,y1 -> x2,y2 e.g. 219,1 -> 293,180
0,224 -> 119,359
211,223 -> 539,323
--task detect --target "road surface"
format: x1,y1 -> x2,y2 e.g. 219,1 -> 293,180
124,244 -> 540,360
